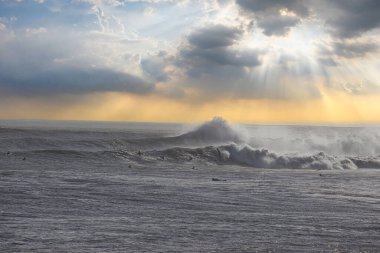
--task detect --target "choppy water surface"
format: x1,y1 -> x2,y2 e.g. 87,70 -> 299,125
1,119 -> 379,252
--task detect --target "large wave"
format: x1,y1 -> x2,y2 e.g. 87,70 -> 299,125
2,117 -> 380,170
124,117 -> 245,150
176,117 -> 245,144
145,144 -> 358,170
223,144 -> 357,170
140,118 -> 380,170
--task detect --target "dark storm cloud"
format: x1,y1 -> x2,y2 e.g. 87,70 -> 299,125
181,46 -> 260,71
0,68 -> 154,97
236,0 -> 380,39
236,0 -> 309,36
257,15 -> 300,36
178,24 -> 261,79
324,0 -> 380,38
188,25 -> 243,49
236,0 -> 309,17
170,24 -> 264,98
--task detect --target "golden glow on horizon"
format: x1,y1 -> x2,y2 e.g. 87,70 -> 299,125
2,88 -> 380,123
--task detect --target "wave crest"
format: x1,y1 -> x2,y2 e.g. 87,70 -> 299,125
177,117 -> 244,145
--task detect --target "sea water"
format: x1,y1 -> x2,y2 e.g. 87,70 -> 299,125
0,118 -> 379,252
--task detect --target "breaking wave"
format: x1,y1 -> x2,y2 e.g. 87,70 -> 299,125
177,117 -> 245,145
2,117 -> 380,170
222,145 -> 358,170
140,118 -> 380,170
146,145 -> 360,170
123,117 -> 245,150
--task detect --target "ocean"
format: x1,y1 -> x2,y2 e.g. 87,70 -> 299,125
1,118 -> 379,252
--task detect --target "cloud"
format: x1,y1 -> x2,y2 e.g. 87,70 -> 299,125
322,0 -> 380,38
257,14 -> 300,36
179,24 -> 260,72
25,27 -> 47,36
188,24 -> 243,49
169,23 -> 321,100
236,0 -> 309,36
318,57 -> 337,67
0,0 -> 379,104
73,0 -> 124,7
143,6 -> 155,16
141,52 -> 169,82
236,0 -> 309,16
0,25 -> 155,97
317,40 -> 379,61
165,24 -> 266,99
0,67 -> 153,96
235,0 -> 380,39
332,41 -> 378,58
335,80 -> 380,95
180,46 -> 261,71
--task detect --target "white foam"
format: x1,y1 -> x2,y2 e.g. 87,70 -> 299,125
222,144 -> 358,170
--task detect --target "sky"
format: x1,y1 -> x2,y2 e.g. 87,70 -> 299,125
0,0 -> 380,123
